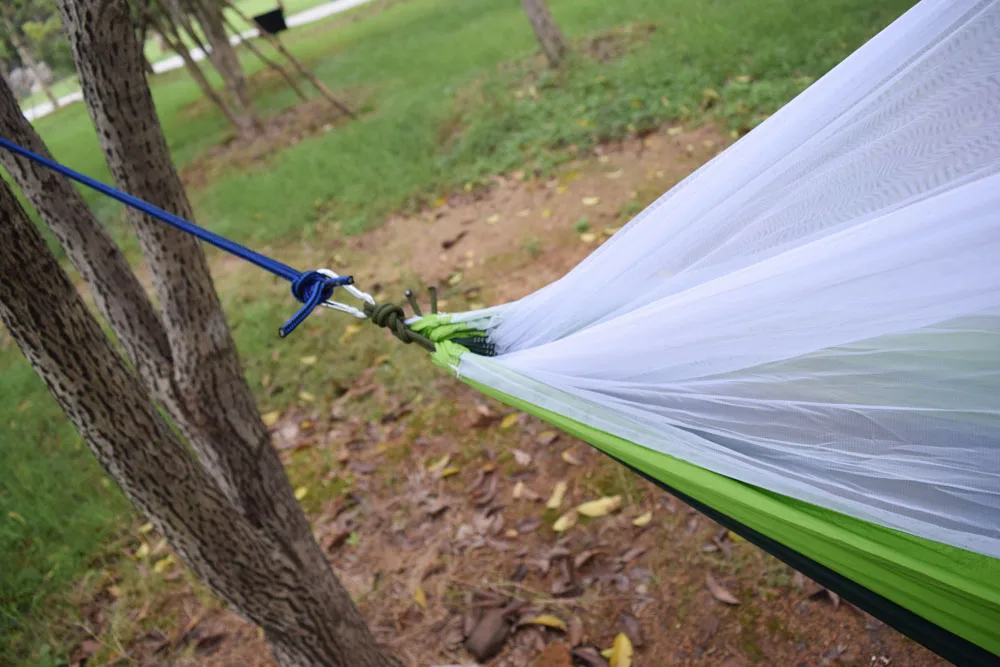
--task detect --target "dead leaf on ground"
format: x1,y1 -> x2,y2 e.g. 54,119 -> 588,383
500,413 -> 519,430
576,495 -> 622,517
516,517 -> 542,533
619,546 -> 646,564
568,616 -> 584,647
574,548 -> 602,570
572,646 -> 608,667
561,450 -> 583,465
521,614 -> 567,632
441,230 -> 468,249
706,572 -> 741,605
547,481 -> 568,509
618,614 -> 645,648
632,511 -> 652,527
537,430 -> 560,445
513,449 -> 532,466
553,511 -> 578,533
606,632 -> 633,667
465,608 -> 511,662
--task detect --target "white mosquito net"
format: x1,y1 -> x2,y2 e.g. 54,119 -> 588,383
454,0 -> 1000,558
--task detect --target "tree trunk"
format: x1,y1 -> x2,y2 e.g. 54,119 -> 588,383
520,0 -> 567,68
187,0 -> 260,133
149,9 -> 244,129
8,26 -> 60,108
51,2 -> 399,663
0,74 -> 176,408
0,179 -> 402,667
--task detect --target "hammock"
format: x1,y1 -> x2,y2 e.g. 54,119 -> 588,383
3,0 -> 998,664
413,0 -> 1000,662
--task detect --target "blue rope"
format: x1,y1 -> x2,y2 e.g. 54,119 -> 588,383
0,137 -> 351,337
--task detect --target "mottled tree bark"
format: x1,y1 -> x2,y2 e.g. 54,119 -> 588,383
187,0 -> 260,133
521,0 -> 567,68
0,180 -> 401,667
0,75 -> 175,404
42,2 -> 400,663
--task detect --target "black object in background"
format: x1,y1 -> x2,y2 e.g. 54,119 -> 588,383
253,7 -> 288,35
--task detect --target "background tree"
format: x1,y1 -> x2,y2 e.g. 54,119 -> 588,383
521,0 -> 567,68
0,0 -> 401,663
1,0 -> 68,106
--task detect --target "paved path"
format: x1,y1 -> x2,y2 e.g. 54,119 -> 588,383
22,0 -> 372,121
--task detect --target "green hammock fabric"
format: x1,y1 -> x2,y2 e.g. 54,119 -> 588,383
411,320 -> 1000,658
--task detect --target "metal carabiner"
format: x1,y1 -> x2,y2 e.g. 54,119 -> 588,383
315,268 -> 376,319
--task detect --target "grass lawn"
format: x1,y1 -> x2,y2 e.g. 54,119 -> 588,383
17,75 -> 81,110
1,0 -> 914,662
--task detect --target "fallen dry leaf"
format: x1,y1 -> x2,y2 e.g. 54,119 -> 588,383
522,615 -> 567,632
300,355 -> 317,365
572,646 -> 607,667
516,517 -> 542,533
294,486 -> 309,501
547,481 -> 568,509
618,614 -> 645,648
413,585 -> 427,609
582,196 -> 600,206
580,232 -> 597,243
553,511 -> 578,533
561,450 -> 583,466
441,230 -> 468,249
500,413 -> 519,430
632,512 -> 652,527
427,454 -> 450,473
706,572 -> 741,605
537,430 -> 560,445
440,466 -> 460,478
486,214 -> 500,225
465,608 -> 511,662
513,449 -> 532,466
576,495 -> 622,517
261,411 -> 281,427
568,616 -> 584,647
607,632 -> 633,667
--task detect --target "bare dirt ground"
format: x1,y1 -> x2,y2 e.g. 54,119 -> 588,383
66,125 -> 950,667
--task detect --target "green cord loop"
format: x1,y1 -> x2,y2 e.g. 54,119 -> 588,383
364,302 -> 436,352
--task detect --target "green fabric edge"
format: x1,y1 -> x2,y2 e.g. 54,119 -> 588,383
414,318 -> 1000,655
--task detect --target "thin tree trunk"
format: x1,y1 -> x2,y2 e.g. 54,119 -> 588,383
521,0 -> 567,68
222,10 -> 308,103
187,0 -> 260,133
149,9 -> 244,129
224,0 -> 354,117
0,75 -> 175,405
0,179 -> 402,667
8,27 -> 60,108
59,0 -> 333,588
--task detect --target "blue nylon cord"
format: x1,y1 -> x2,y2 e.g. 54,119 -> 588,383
0,137 -> 352,336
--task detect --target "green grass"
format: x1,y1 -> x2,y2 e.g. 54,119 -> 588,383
3,0 -> 913,661
19,76 -> 81,111
0,346 -> 130,662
